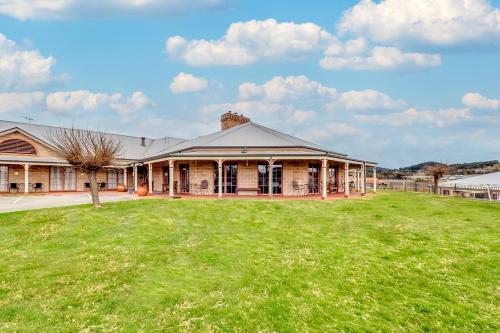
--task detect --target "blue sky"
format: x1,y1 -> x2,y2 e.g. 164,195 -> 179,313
0,0 -> 499,167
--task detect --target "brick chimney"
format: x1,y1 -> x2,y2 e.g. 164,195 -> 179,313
221,111 -> 250,130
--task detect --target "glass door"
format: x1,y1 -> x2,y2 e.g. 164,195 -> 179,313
224,163 -> 238,193
64,168 -> 76,191
258,163 -> 268,194
107,169 -> 117,190
50,167 -> 63,191
179,164 -> 189,193
0,165 -> 8,192
51,167 -> 76,191
272,163 -> 282,194
308,164 -> 319,194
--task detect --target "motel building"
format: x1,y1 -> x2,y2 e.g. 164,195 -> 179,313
0,112 -> 377,199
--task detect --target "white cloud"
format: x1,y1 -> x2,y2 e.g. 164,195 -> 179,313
0,91 -> 45,113
0,0 -> 226,20
238,75 -> 337,102
238,75 -> 404,112
338,0 -> 500,46
170,72 -> 208,93
354,107 -> 471,127
320,46 -> 441,71
462,92 -> 500,110
166,18 -> 334,66
46,90 -> 153,115
0,33 -> 55,89
328,89 -> 406,111
111,91 -> 155,115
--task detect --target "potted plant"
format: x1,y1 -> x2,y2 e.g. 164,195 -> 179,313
116,184 -> 126,192
136,185 -> 148,196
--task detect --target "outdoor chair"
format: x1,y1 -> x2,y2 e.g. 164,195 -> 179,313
33,183 -> 43,192
99,182 -> 106,191
200,180 -> 209,195
292,180 -> 307,196
9,183 -> 18,193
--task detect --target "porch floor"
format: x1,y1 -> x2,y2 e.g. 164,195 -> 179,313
148,191 -> 366,200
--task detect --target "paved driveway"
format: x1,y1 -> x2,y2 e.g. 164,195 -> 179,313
0,192 -> 140,213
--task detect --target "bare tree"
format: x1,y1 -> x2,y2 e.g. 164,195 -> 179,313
424,163 -> 450,194
47,127 -> 121,208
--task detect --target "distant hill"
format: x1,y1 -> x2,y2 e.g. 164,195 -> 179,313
376,160 -> 499,179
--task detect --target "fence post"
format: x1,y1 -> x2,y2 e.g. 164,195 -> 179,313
486,185 -> 492,202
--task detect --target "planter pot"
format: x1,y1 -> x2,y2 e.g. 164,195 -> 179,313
136,186 -> 148,196
116,185 -> 126,192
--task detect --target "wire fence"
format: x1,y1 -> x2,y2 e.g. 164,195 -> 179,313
378,179 -> 500,202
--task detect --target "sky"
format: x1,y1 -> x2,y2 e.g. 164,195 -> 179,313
0,0 -> 499,168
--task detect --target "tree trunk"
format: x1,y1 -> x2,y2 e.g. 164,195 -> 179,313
434,176 -> 439,194
87,170 -> 101,208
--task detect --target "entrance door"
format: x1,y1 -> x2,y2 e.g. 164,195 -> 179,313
179,164 -> 189,193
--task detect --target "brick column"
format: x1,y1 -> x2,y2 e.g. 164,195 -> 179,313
169,160 -> 174,197
373,167 -> 377,193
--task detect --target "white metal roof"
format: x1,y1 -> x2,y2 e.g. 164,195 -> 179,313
440,171 -> 500,187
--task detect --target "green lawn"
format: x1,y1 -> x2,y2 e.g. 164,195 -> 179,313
0,192 -> 498,332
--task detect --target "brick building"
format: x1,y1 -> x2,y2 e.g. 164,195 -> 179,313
0,112 -> 377,199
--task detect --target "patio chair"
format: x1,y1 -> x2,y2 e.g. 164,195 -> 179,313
99,182 -> 106,191
9,183 -> 18,193
200,180 -> 209,195
33,183 -> 43,192
292,180 -> 307,196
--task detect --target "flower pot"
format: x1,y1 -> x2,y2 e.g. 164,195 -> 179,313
136,186 -> 148,196
116,185 -> 126,192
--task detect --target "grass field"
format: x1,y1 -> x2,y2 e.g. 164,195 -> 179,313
0,192 -> 498,332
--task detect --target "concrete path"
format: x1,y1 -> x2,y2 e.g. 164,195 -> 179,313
0,192 -> 140,213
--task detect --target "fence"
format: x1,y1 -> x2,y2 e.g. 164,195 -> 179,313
379,179 -> 433,193
379,179 -> 500,202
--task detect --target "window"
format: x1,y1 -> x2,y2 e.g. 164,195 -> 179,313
308,164 -> 319,194
0,165 -> 8,192
0,139 -> 36,154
